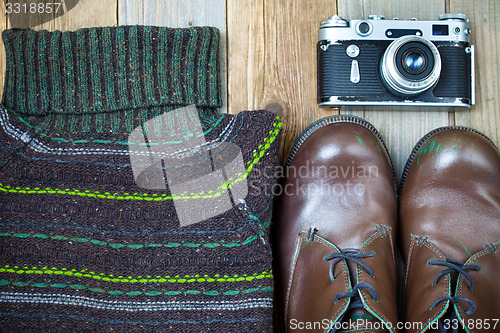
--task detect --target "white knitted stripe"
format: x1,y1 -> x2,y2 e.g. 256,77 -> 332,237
0,292 -> 273,312
0,105 -> 236,157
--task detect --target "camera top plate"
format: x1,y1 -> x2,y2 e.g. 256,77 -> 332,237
319,14 -> 471,44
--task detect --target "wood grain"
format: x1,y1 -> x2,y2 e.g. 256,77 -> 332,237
119,0 -> 227,113
5,0 -> 117,30
120,0 -> 225,27
451,0 -> 500,148
336,0 -> 450,184
0,0 -> 117,101
227,0 -> 337,160
49,0 -> 117,30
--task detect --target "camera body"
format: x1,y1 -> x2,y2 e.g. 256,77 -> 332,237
318,14 -> 474,109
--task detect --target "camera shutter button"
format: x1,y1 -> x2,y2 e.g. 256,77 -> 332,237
346,44 -> 360,58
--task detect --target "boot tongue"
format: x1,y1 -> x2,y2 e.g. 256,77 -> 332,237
336,308 -> 389,333
338,262 -> 389,332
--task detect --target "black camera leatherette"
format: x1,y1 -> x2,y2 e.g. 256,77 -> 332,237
433,46 -> 472,99
318,43 -> 386,97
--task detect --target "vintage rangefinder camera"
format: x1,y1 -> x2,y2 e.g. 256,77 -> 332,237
317,14 -> 474,109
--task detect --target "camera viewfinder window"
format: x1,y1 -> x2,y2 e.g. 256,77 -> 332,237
432,25 -> 449,36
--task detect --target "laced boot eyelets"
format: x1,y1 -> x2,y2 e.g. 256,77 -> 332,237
428,259 -> 481,331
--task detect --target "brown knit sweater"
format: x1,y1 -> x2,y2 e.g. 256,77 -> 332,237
0,26 -> 281,332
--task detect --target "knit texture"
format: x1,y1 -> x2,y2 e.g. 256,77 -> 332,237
2,26 -> 221,134
0,26 -> 282,332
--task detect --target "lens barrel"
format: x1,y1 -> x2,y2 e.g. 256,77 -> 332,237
380,36 -> 441,96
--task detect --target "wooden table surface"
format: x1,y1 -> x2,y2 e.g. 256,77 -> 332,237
1,0 -> 499,185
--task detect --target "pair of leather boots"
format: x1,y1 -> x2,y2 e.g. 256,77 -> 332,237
274,115 -> 500,333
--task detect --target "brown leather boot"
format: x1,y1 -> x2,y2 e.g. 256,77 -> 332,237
400,127 -> 500,333
275,116 -> 398,332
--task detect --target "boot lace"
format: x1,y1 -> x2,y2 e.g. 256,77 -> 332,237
324,249 -> 377,333
428,258 -> 481,333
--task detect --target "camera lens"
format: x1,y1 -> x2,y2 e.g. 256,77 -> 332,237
396,42 -> 434,80
380,36 -> 441,96
403,49 -> 427,74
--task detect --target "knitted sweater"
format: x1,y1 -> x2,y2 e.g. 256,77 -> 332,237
0,26 -> 281,332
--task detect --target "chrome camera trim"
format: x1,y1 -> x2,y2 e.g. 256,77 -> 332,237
318,13 -> 474,110
319,16 -> 471,43
380,36 -> 442,96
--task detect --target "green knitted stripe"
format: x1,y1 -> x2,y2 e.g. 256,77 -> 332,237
75,29 -> 89,113
1,165 -> 235,200
102,28 -> 115,110
39,114 -> 52,131
25,33 -> 37,112
2,32 -> 14,106
0,118 -> 282,200
14,108 -> 222,143
142,26 -> 155,107
0,280 -> 273,297
114,27 -> 127,111
62,32 -> 76,112
14,32 -> 26,112
49,32 -> 63,113
17,106 -> 225,136
128,26 -> 141,106
0,232 -> 259,250
151,106 -> 164,136
89,29 -> 103,112
185,28 -> 198,103
0,265 -> 273,284
171,29 -> 183,105
208,26 -> 220,105
158,27 -> 171,106
38,32 -> 50,111
109,110 -> 120,133
197,27 -> 208,103
94,112 -> 105,131
69,111 -> 79,133
1,26 -> 221,116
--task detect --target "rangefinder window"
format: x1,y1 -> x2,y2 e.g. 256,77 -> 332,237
432,25 -> 449,36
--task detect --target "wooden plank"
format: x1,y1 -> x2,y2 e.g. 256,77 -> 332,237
4,0 -> 117,30
119,0 -> 227,113
4,0 -> 64,30
336,0 -> 450,184
119,0 -> 225,27
49,0 -> 117,30
227,0 -> 337,160
451,0 -> 500,148
0,1 -> 117,101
